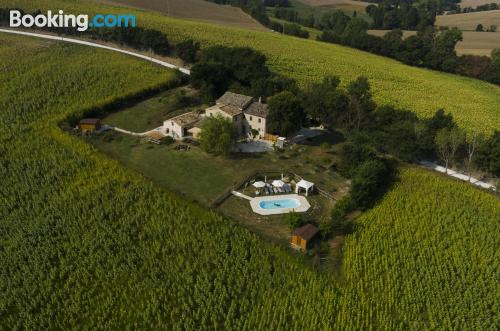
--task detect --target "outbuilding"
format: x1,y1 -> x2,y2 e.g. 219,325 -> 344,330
79,118 -> 101,133
290,224 -> 319,250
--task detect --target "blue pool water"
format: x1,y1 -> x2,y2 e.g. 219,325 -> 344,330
259,199 -> 300,209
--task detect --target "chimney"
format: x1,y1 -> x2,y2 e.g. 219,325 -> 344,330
258,96 -> 262,103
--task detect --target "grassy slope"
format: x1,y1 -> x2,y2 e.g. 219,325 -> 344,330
4,0 -> 500,135
1,32 -> 499,329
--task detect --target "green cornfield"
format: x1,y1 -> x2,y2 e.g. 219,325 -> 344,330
0,32 -> 499,329
3,0 -> 500,135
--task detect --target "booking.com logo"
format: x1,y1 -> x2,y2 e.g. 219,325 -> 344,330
9,10 -> 136,32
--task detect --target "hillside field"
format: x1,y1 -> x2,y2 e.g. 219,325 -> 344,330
4,0 -> 500,135
102,0 -> 267,31
287,0 -> 372,21
436,9 -> 500,30
1,32 -> 499,329
460,0 -> 500,8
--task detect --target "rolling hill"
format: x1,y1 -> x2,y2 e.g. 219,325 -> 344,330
459,0 -> 500,8
102,0 -> 267,31
436,9 -> 500,30
1,32 -> 499,329
368,29 -> 500,56
4,0 -> 499,135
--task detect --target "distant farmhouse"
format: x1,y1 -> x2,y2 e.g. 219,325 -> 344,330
163,92 -> 269,140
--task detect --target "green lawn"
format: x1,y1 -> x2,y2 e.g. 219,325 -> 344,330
90,130 -> 348,206
103,86 -> 203,132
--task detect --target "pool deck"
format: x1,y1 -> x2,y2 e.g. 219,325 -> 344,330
249,194 -> 310,216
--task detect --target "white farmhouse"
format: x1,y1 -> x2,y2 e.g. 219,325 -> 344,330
162,91 -> 270,140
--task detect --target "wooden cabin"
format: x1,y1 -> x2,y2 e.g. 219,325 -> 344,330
290,224 -> 319,251
79,118 -> 101,133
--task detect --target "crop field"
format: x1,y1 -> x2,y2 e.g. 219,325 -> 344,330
436,9 -> 500,30
299,0 -> 371,8
1,32 -> 499,328
4,0 -> 499,135
460,0 -> 500,8
102,0 -> 268,31
0,33 -> 338,330
368,29 -> 500,56
286,0 -> 372,22
339,167 -> 499,329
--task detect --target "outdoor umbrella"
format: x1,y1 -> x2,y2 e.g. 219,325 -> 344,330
253,181 -> 266,188
272,179 -> 285,188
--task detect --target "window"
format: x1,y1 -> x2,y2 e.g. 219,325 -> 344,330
171,121 -> 174,126
250,116 -> 253,121
258,118 -> 261,123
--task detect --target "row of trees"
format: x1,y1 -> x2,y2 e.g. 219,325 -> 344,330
295,73 -> 500,179
366,1 -> 438,30
269,5 -> 500,85
189,46 -> 297,101
450,2 -> 499,14
475,23 -> 497,32
318,18 -> 500,83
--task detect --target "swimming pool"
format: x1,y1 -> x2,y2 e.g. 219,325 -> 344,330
259,199 -> 300,209
250,194 -> 310,215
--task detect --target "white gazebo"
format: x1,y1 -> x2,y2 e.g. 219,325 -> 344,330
295,179 -> 314,196
272,179 -> 285,188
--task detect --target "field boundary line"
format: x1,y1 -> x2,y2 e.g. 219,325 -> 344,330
0,28 -> 191,75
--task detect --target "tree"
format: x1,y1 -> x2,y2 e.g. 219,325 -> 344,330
346,76 -> 376,131
349,159 -> 393,210
287,211 -> 303,229
464,131 -> 484,181
476,24 -> 484,32
435,127 -> 464,173
199,115 -> 236,156
338,136 -> 376,178
176,39 -> 200,63
474,130 -> 500,176
301,75 -> 348,127
481,48 -> 500,85
424,28 -> 462,72
267,91 -> 306,136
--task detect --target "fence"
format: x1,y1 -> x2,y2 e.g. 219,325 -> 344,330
210,169 -> 336,208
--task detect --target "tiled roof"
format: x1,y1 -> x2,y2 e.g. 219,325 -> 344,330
244,102 -> 269,118
79,118 -> 100,125
216,92 -> 253,110
169,111 -> 203,127
192,117 -> 208,128
219,104 -> 243,117
292,224 -> 319,241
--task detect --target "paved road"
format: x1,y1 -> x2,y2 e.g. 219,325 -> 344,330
420,161 -> 496,191
0,28 -> 191,75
